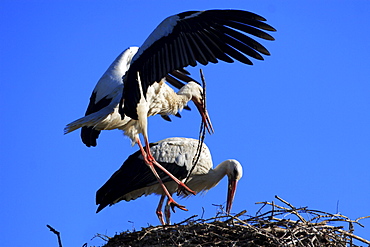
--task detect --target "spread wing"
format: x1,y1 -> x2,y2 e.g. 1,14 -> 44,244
120,9 -> 276,119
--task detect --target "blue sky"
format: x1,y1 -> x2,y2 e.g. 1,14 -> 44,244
1,1 -> 369,246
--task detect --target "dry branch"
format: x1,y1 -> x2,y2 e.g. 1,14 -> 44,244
184,68 -> 208,186
46,224 -> 63,247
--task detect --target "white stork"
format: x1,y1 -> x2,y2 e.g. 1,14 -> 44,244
66,9 -> 274,211
96,137 -> 243,225
64,47 -> 209,147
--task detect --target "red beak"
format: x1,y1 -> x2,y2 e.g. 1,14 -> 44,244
226,179 -> 238,214
193,99 -> 214,134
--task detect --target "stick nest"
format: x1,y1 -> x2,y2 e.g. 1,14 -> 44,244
99,196 -> 369,247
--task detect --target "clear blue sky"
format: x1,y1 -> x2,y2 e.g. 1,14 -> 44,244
1,1 -> 369,246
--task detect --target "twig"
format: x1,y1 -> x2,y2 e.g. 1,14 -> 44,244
225,210 -> 247,224
201,206 -> 205,219
175,215 -> 198,225
183,69 -> 207,186
275,195 -> 307,223
337,228 -> 370,245
46,224 -> 63,247
92,233 -> 111,242
356,215 -> 370,221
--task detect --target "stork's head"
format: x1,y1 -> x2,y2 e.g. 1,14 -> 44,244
225,159 -> 243,214
186,81 -> 214,134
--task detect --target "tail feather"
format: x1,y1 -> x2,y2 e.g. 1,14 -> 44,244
64,105 -> 115,134
81,127 -> 101,147
64,104 -> 116,147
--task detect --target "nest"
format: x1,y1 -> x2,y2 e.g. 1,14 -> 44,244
97,196 -> 369,247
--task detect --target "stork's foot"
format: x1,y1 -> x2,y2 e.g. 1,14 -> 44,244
176,184 -> 196,196
168,198 -> 188,213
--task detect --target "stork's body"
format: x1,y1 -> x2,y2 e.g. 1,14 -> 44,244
64,47 -> 206,147
96,137 -> 243,225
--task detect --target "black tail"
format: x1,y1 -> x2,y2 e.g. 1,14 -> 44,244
81,127 -> 101,147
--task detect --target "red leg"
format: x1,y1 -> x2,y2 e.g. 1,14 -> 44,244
142,137 -> 196,196
156,195 -> 166,225
164,198 -> 172,225
136,137 -> 188,212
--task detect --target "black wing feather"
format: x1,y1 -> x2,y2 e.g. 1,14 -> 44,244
80,92 -> 112,147
81,127 -> 100,147
121,9 -> 276,119
96,146 -> 188,212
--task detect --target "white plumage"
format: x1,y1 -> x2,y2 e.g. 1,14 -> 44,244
96,137 -> 243,225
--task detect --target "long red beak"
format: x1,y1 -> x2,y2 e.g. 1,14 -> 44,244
226,179 -> 238,214
193,99 -> 214,134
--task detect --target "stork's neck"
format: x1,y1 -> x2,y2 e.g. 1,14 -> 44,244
175,81 -> 202,106
148,81 -> 201,117
177,81 -> 201,97
184,160 -> 233,194
175,86 -> 193,106
200,160 -> 230,190
212,160 -> 231,179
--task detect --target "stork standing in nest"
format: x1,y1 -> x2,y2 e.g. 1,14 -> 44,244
96,137 -> 243,225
